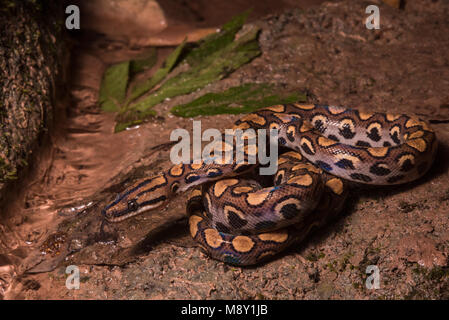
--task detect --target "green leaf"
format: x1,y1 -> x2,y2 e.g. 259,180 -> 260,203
114,26 -> 262,132
126,39 -> 187,105
100,99 -> 120,113
110,11 -> 268,132
99,61 -> 130,112
171,84 -> 307,117
185,10 -> 250,67
129,48 -> 157,76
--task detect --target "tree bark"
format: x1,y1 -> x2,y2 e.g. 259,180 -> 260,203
0,1 -> 67,206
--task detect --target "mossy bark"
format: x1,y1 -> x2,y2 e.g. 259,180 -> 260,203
0,1 -> 67,204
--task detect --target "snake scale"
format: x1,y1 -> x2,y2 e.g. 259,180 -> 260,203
102,104 -> 437,266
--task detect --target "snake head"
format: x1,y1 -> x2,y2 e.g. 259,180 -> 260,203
102,175 -> 169,222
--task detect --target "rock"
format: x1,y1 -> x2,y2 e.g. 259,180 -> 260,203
131,26 -> 218,47
0,1 -> 67,208
76,0 -> 167,39
397,235 -> 446,268
316,281 -> 335,299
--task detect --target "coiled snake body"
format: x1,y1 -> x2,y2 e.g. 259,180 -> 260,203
103,104 -> 437,266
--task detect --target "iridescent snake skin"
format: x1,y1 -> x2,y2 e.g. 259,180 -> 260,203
102,104 -> 437,266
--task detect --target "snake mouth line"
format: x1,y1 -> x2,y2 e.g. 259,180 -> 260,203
103,195 -> 168,222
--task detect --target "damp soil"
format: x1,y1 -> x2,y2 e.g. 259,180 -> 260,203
1,0 -> 449,299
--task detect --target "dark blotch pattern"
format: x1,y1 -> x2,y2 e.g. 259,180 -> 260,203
328,134 -> 340,142
202,197 -> 211,216
386,175 -> 405,183
301,141 -> 315,155
280,203 -> 300,219
339,125 -> 356,139
255,221 -> 277,231
400,159 -> 414,172
185,174 -> 201,184
275,173 -> 283,185
390,131 -> 401,145
240,230 -> 252,236
335,159 -> 355,170
355,140 -> 371,147
313,119 -> 326,133
367,127 -> 381,142
369,163 -> 392,176
207,169 -> 222,178
315,160 -> 333,171
383,141 -> 392,147
233,164 -> 253,173
186,197 -> 203,215
216,222 -> 231,233
227,211 -> 248,229
349,173 -> 373,182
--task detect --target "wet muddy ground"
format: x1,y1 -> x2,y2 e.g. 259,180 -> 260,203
1,0 -> 449,299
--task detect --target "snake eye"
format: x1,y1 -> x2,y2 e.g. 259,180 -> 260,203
127,199 -> 139,212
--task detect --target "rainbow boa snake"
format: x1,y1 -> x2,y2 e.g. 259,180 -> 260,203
102,104 -> 437,266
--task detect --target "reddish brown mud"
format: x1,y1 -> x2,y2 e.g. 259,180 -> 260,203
1,0 -> 448,299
